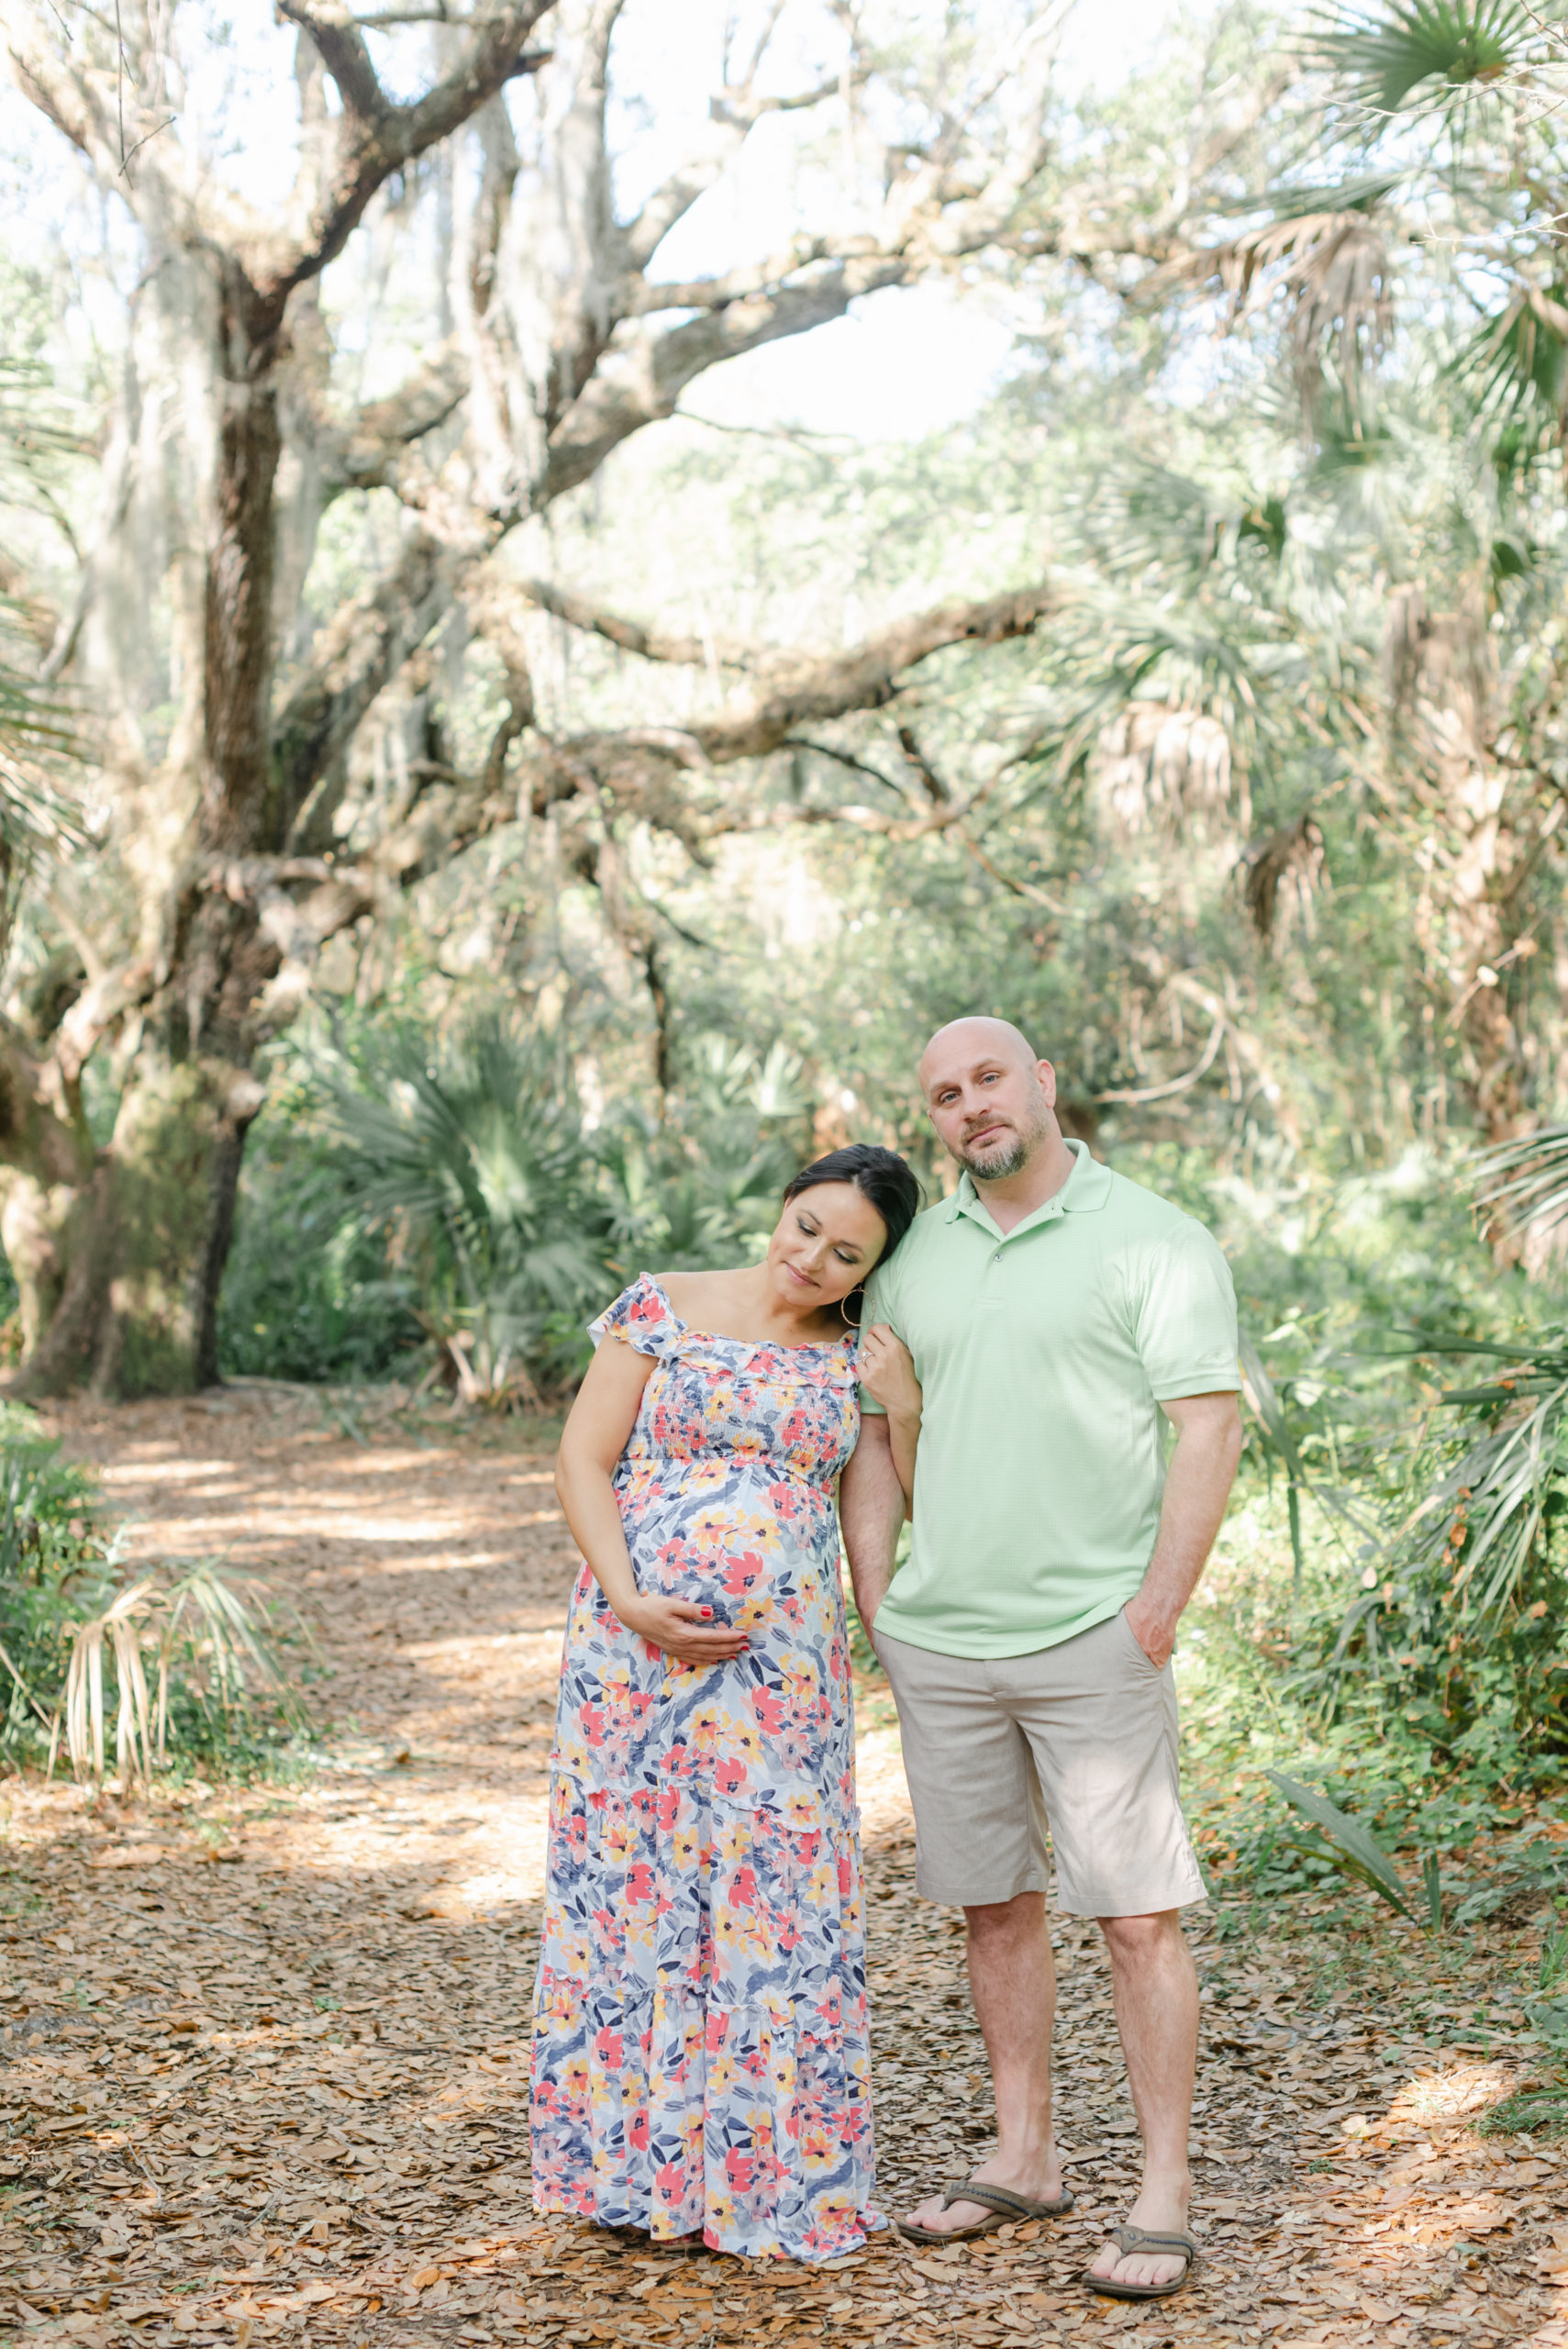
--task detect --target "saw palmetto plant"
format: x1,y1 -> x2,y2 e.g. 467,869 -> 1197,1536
61,1564 -> 311,1787
0,1403 -> 309,1779
1294,1327 -> 1568,1771
321,1016 -> 620,1405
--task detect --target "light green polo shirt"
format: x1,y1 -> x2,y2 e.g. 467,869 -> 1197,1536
860,1141 -> 1240,1658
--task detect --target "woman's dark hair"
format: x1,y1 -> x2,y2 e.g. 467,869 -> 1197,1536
782,1144 -> 923,1323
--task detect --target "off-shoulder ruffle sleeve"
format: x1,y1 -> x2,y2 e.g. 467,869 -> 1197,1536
587,1272 -> 684,1357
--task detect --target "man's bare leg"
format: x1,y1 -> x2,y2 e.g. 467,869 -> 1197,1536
900,1890 -> 1062,2234
1084,1909 -> 1197,2290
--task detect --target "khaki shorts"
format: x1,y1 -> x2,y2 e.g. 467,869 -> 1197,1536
875,1610 -> 1206,1917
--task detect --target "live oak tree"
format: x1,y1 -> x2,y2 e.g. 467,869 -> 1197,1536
0,0 -> 1208,1394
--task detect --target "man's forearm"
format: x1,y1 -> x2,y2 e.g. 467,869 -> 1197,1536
840,1418 -> 905,1631
1127,1397 -> 1242,1667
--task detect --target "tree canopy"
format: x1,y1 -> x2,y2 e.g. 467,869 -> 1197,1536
1,0 -> 1568,1399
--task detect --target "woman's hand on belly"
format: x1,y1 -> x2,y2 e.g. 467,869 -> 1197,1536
614,1591 -> 751,1664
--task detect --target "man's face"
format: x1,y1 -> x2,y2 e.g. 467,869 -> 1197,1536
922,1036 -> 1057,1179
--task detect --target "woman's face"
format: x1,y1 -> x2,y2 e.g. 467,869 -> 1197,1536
766,1182 -> 887,1314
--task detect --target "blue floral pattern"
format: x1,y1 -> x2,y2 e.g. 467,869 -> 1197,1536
529,1274 -> 877,2261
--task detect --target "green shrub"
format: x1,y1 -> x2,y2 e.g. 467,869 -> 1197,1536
0,1406 -> 307,1778
218,1016 -> 813,1402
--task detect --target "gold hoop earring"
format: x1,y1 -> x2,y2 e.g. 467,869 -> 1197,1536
840,1290 -> 863,1330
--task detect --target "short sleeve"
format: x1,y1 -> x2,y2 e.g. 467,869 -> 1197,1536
588,1273 -> 682,1358
1131,1221 -> 1240,1399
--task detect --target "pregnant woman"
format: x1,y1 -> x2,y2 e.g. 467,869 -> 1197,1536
532,1144 -> 919,2263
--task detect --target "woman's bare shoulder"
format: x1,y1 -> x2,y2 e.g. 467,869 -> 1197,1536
654,1267 -> 748,1320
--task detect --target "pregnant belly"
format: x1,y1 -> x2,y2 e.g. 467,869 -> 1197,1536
617,1465 -> 838,1620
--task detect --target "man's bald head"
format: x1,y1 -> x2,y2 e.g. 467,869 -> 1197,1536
917,1015 -> 1062,1186
918,1016 -> 1040,1092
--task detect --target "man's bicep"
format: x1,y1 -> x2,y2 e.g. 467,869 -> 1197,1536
1159,1388 -> 1242,1437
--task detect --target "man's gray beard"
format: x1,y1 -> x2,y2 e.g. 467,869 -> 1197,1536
959,1129 -> 1034,1180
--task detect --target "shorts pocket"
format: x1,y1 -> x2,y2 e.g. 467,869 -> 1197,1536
1116,1607 -> 1160,1674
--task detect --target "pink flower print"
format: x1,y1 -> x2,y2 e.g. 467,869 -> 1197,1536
581,1705 -> 609,1749
725,2147 -> 757,2192
721,1550 -> 766,1597
838,1849 -> 853,1897
714,1758 -> 749,1796
655,1785 -> 682,1831
767,1482 -> 799,1519
730,1864 -> 758,1909
628,2110 -> 650,2152
625,1862 -> 656,1908
654,2161 -> 688,2203
595,2026 -> 624,2067
751,1687 -> 787,1737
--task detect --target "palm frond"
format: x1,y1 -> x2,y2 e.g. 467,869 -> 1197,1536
1310,0 -> 1530,117
62,1563 -> 309,1783
1450,285 -> 1568,434
1149,199 -> 1394,410
1473,1123 -> 1568,1233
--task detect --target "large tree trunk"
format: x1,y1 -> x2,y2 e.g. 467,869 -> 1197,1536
0,1052 -> 261,1396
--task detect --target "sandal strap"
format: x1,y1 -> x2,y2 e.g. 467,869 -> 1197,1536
941,2178 -> 1071,2220
1106,2225 -> 1197,2261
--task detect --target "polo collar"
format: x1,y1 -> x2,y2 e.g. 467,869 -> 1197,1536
946,1139 -> 1113,1235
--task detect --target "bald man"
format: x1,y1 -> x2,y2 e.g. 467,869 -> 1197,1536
842,1018 -> 1241,2302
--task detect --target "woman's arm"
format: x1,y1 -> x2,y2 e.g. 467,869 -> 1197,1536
857,1323 -> 922,1509
555,1336 -> 750,1666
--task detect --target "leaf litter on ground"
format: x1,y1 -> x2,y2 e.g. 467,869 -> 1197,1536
3,1391 -> 1568,2343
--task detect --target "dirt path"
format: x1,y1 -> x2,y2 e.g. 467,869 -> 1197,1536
3,1391 -> 1567,2347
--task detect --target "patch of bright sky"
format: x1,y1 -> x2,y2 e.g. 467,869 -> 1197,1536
631,0 -> 1205,444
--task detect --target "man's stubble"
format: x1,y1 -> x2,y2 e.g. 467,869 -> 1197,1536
955,1099 -> 1054,1182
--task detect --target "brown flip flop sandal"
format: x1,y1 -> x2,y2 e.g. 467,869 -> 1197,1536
1083,2223 -> 1199,2299
896,2176 -> 1075,2245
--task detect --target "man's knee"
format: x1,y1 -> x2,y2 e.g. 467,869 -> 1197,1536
964,1889 -> 1047,1943
1097,1908 -> 1184,1965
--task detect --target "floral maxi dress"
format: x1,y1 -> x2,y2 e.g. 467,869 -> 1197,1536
530,1275 -> 876,2262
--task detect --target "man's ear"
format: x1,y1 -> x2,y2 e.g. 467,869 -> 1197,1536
1036,1058 -> 1058,1107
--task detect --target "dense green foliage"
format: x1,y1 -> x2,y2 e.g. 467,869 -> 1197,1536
220,1014 -> 817,1395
